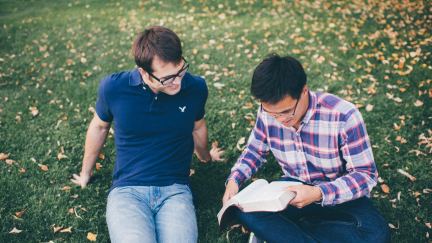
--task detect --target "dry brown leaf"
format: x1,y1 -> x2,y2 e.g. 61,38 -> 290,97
61,186 -> 71,191
98,153 -> 105,160
0,152 -> 9,160
95,162 -> 102,171
39,164 -> 49,171
426,222 -> 431,229
29,106 -> 39,117
19,168 -> 26,173
414,100 -> 423,107
57,152 -> 68,160
53,225 -> 62,233
397,169 -> 416,181
60,227 -> 72,233
9,227 -> 22,234
5,159 -> 15,165
87,232 -> 97,241
365,104 -> 374,112
15,209 -> 25,218
380,184 -> 390,194
189,169 -> 195,176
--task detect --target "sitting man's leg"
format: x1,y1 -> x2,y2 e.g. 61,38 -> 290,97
299,197 -> 390,243
155,183 -> 198,243
234,206 -> 317,243
106,186 -> 156,243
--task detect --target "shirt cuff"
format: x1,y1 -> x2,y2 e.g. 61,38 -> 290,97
318,183 -> 337,206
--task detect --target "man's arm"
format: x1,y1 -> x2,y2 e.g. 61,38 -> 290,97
317,108 -> 378,206
71,114 -> 111,188
223,110 -> 270,204
193,118 -> 224,163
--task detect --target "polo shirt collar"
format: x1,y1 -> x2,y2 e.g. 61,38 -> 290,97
301,90 -> 317,125
129,68 -> 192,91
129,68 -> 142,86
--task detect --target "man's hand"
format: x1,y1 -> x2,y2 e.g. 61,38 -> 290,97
287,184 -> 322,208
222,179 -> 239,204
209,141 -> 225,162
71,171 -> 93,188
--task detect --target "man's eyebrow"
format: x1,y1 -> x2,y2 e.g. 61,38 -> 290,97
262,106 -> 295,114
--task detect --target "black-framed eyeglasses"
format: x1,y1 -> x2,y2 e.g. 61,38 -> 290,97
262,98 -> 300,120
147,57 -> 189,86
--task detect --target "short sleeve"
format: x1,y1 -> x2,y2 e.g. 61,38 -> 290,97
95,77 -> 113,122
195,79 -> 208,121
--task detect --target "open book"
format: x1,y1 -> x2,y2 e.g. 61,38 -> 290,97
217,179 -> 301,229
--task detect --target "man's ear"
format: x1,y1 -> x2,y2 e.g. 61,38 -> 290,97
138,68 -> 150,84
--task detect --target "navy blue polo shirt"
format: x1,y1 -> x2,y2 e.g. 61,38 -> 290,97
95,68 -> 208,189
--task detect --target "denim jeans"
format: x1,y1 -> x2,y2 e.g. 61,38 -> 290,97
106,184 -> 198,243
234,179 -> 390,243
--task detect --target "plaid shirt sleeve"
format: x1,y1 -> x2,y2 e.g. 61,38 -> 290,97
318,108 -> 378,206
227,110 -> 270,186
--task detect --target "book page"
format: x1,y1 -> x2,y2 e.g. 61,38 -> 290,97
239,180 -> 301,205
232,179 -> 269,203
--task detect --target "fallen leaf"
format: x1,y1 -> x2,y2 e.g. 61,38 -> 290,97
15,209 -> 26,218
57,152 -> 68,160
61,186 -> 71,191
414,100 -> 423,107
98,153 -> 105,160
236,137 -> 246,151
9,227 -> 22,234
381,184 -> 390,194
426,222 -> 431,229
39,164 -> 49,171
95,162 -> 102,171
189,169 -> 195,176
213,82 -> 225,90
53,225 -> 62,233
0,152 -> 9,160
29,106 -> 39,117
60,227 -> 72,233
397,169 -> 416,181
19,168 -> 26,173
5,159 -> 15,165
87,232 -> 97,241
365,104 -> 374,112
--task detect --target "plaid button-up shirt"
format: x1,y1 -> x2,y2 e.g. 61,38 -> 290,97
227,91 -> 378,206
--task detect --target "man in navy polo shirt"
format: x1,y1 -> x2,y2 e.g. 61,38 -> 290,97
71,26 -> 224,243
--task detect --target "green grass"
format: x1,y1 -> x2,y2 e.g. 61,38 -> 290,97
1,0 -> 431,242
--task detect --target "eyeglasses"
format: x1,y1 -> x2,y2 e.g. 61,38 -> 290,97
262,98 -> 300,120
147,57 -> 189,86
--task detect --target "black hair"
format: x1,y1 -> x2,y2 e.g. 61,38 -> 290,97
251,54 -> 307,104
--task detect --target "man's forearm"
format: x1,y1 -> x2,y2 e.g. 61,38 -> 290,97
81,118 -> 110,175
192,121 -> 211,162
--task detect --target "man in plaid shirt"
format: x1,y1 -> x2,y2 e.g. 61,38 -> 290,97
222,54 -> 390,243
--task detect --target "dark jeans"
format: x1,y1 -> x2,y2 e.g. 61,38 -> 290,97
234,180 -> 390,243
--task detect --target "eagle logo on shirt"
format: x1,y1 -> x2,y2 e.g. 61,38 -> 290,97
179,106 -> 186,112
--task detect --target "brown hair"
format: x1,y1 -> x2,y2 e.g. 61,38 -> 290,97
132,26 -> 182,73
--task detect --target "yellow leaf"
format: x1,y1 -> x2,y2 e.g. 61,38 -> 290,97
0,152 -> 10,160
5,159 -> 15,165
39,164 -> 49,171
381,184 -> 390,194
87,232 -> 97,241
15,209 -> 26,218
414,100 -> 423,107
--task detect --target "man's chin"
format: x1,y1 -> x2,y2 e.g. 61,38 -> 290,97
162,86 -> 181,95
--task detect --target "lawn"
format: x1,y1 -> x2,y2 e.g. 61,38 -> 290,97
0,0 -> 431,242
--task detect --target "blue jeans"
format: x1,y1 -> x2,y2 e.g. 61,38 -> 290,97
106,184 -> 198,243
234,179 -> 390,243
